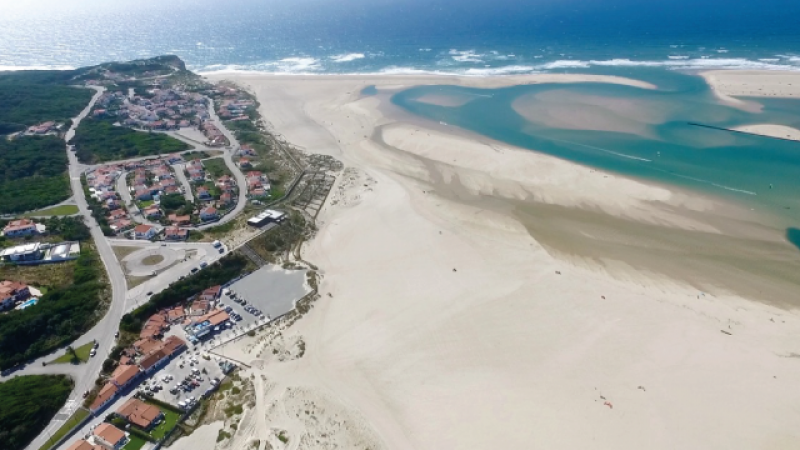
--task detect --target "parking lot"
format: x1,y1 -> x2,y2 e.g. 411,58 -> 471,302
147,339 -> 232,409
227,265 -> 310,320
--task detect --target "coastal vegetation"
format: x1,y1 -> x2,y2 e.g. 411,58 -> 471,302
0,83 -> 92,134
0,136 -> 71,214
120,253 -> 249,333
0,374 -> 74,450
0,245 -> 107,370
71,118 -> 189,163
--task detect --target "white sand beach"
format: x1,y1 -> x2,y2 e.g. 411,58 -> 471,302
733,123 -> 800,141
195,72 -> 800,450
702,69 -> 800,111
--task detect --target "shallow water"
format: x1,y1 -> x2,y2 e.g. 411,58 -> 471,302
391,69 -> 800,237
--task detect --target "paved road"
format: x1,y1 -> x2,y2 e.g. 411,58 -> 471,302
18,86 -> 134,450
171,163 -> 196,202
115,172 -> 161,228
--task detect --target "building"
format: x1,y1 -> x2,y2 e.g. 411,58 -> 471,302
90,383 -> 119,413
138,335 -> 186,374
133,224 -> 157,240
164,226 -> 189,241
199,206 -> 218,221
143,205 -> 162,219
0,243 -> 43,262
189,299 -> 210,316
168,214 -> 191,226
0,280 -> 30,311
66,440 -> 104,450
110,364 -> 141,390
92,423 -> 129,450
185,309 -> 230,341
200,285 -> 221,302
116,398 -> 164,430
247,209 -> 286,227
3,219 -> 42,237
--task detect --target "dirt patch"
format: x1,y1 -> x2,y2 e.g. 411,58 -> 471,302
112,246 -> 139,262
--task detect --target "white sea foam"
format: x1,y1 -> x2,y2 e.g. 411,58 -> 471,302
668,55 -> 689,60
462,65 -> 537,76
534,57 -> 800,71
449,49 -> 484,63
539,60 -> 590,69
330,53 -> 365,63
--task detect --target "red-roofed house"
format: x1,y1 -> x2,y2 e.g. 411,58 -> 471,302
3,219 -> 39,237
90,383 -> 119,413
92,423 -> 129,450
110,364 -> 141,390
133,224 -> 157,240
199,206 -> 217,221
116,398 -> 164,430
164,226 -> 189,241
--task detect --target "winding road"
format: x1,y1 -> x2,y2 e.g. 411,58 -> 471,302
8,87 -> 254,450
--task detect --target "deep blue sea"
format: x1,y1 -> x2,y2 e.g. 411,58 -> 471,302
1,0 -> 800,74
2,0 -> 800,248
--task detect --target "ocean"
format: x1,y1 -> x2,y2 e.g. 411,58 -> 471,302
2,0 -> 800,247
1,0 -> 800,74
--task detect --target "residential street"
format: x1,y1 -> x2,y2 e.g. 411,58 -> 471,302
10,87 -> 256,450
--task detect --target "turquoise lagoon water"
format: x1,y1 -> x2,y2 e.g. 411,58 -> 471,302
391,69 -> 800,247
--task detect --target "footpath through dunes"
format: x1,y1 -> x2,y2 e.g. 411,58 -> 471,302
207,72 -> 800,450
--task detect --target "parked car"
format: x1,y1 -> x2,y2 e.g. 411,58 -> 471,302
199,261 -> 208,268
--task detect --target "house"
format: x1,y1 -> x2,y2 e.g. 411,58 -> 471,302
0,280 -> 30,311
138,335 -> 186,374
66,440 -> 104,450
90,383 -> 119,413
108,209 -> 127,221
133,338 -> 162,355
3,219 -> 40,237
239,157 -> 251,168
199,206 -> 217,221
189,299 -> 210,316
168,214 -> 191,226
167,306 -> 185,322
164,226 -> 189,241
110,364 -> 141,390
133,224 -> 157,240
219,192 -> 232,206
188,169 -> 205,182
200,285 -> 221,301
116,398 -> 164,430
92,423 -> 129,450
196,186 -> 212,200
135,188 -> 152,201
140,313 -> 168,339
139,348 -> 169,374
110,218 -> 133,233
143,205 -> 162,219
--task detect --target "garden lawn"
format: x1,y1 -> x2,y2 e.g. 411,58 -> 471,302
123,435 -> 147,450
147,407 -> 180,441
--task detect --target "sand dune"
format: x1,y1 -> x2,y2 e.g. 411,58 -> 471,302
197,72 -> 800,450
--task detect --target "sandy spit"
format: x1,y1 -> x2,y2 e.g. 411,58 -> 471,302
192,72 -> 800,450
